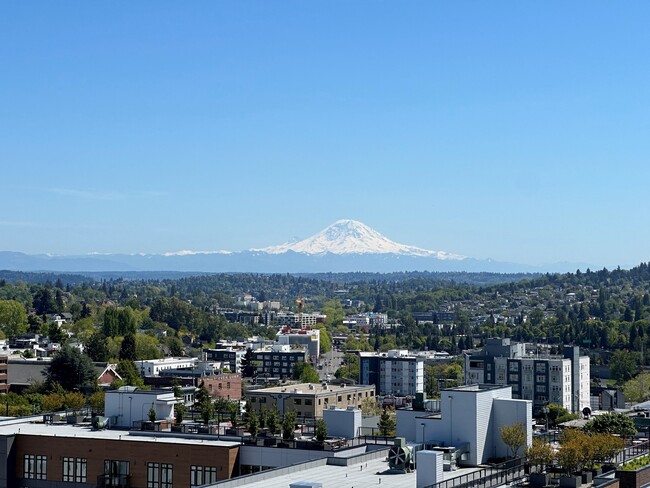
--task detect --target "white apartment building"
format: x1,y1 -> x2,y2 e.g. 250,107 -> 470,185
464,338 -> 590,414
134,357 -> 198,376
276,327 -> 320,362
359,349 -> 424,396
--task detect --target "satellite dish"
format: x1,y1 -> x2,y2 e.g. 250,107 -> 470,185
582,407 -> 592,418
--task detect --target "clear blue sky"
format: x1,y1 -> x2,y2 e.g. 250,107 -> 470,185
2,2 -> 650,268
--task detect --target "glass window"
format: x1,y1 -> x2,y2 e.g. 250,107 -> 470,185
26,455 -> 47,480
204,466 -> 217,483
190,465 -> 203,487
161,463 -> 173,488
63,457 -> 87,483
148,463 -> 160,488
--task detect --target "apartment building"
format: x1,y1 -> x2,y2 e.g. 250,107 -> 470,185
464,338 -> 590,413
359,349 -> 424,396
247,382 -> 375,418
252,344 -> 307,379
276,327 -> 320,362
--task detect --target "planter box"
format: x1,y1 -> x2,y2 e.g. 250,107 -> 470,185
530,472 -> 551,487
581,471 -> 592,484
559,475 -> 581,488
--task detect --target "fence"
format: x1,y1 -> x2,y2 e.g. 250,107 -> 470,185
425,458 -> 526,488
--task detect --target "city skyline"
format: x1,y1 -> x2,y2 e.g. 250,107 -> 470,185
2,2 -> 650,269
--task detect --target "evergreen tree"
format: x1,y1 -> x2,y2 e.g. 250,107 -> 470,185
85,332 -> 110,362
315,418 -> 327,442
46,346 -> 96,391
241,348 -> 257,378
119,333 -> 137,361
378,408 -> 396,436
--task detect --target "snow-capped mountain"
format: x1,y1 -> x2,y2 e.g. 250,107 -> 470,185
258,219 -> 465,259
0,220 -> 590,274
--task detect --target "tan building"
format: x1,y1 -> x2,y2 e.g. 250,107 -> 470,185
247,382 -> 375,418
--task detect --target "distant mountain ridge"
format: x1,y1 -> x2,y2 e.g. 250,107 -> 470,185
0,220 -> 593,273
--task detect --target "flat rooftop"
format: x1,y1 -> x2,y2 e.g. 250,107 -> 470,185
0,419 -> 239,448
214,455 -> 482,488
249,383 -> 373,395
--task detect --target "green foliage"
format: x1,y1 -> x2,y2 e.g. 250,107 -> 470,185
610,350 -> 639,385
63,392 -> 85,411
119,333 -> 137,361
42,393 -> 65,412
267,407 -> 280,435
135,333 -> 162,360
114,360 -> 145,388
241,348 -> 257,378
0,300 -> 28,337
315,418 -> 327,442
89,390 -> 105,414
247,409 -> 259,436
46,346 -> 96,391
622,454 -> 650,471
292,362 -> 320,383
85,332 -> 110,362
335,354 -> 360,381
378,408 -> 396,436
361,397 -> 382,416
282,409 -> 297,440
499,422 -> 527,458
424,362 -> 463,397
525,438 -> 554,473
584,412 -> 637,437
623,372 -> 650,403
175,403 -> 186,424
148,403 -> 157,422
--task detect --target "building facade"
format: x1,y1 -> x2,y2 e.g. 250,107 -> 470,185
247,382 -> 375,418
252,344 -> 307,379
359,349 -> 424,396
0,422 -> 239,488
276,327 -> 320,363
464,338 -> 590,413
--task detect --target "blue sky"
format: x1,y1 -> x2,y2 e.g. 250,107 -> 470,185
1,2 -> 650,268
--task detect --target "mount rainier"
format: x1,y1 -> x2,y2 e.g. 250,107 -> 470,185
0,220 -> 587,273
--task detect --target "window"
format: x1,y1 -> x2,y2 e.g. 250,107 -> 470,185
305,399 -> 313,406
148,462 -> 173,488
104,460 -> 130,487
294,399 -> 302,405
191,465 -> 217,487
24,454 -> 46,480
63,457 -> 87,483
148,463 -> 160,488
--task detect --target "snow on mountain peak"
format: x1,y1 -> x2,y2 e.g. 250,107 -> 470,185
258,219 -> 465,259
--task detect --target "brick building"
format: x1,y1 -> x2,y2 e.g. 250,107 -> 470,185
0,420 -> 240,487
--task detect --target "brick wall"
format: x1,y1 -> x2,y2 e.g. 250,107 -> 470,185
14,434 -> 239,486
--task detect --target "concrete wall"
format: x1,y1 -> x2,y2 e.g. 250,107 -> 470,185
105,391 -> 174,428
239,445 -> 329,469
323,408 -> 361,439
492,398 -> 532,459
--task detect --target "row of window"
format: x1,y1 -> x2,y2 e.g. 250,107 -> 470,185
23,455 -> 218,487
